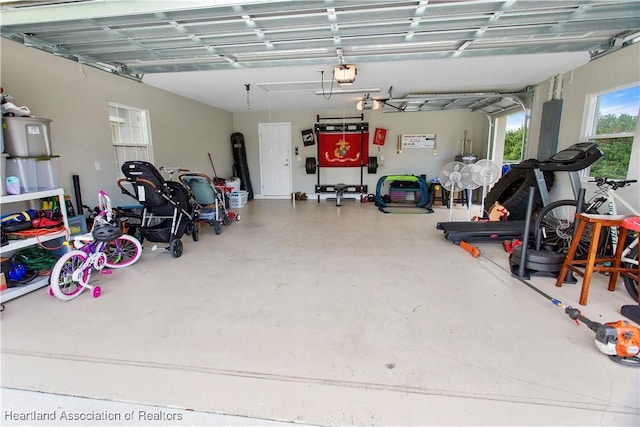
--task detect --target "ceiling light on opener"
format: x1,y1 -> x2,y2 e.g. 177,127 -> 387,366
334,47 -> 357,85
334,64 -> 357,85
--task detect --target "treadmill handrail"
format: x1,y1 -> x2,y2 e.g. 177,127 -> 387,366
511,142 -> 603,172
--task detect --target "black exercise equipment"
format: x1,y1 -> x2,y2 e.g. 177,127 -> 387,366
305,157 -> 317,174
367,156 -> 378,174
73,174 -> 84,216
230,132 -> 254,200
436,142 -> 603,243
316,183 -> 365,206
311,114 -> 370,203
508,186 -> 575,280
306,156 -> 378,175
483,163 -> 554,221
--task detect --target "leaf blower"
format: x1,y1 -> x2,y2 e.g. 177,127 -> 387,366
565,306 -> 640,367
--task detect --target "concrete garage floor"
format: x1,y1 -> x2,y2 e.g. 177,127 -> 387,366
1,199 -> 639,426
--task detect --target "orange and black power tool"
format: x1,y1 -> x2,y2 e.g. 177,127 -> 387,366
565,307 -> 640,366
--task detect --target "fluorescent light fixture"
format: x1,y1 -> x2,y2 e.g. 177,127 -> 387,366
334,64 -> 357,85
256,81 -> 319,92
315,87 -> 381,95
351,40 -> 456,51
240,48 -> 328,57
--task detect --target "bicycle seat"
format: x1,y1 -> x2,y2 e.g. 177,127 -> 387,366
623,216 -> 640,233
92,224 -> 123,242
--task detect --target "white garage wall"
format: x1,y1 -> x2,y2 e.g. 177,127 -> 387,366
528,42 -> 640,209
232,107 -> 489,198
0,39 -> 233,208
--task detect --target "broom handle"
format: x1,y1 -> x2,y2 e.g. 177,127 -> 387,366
208,153 -> 219,180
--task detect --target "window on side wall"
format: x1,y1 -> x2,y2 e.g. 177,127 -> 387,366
585,85 -> 639,179
503,111 -> 527,164
108,103 -> 154,175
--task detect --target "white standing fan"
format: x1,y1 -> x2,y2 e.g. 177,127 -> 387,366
438,161 -> 467,221
460,164 -> 480,220
471,159 -> 501,218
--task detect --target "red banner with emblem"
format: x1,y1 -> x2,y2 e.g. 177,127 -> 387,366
373,128 -> 387,146
318,132 -> 369,167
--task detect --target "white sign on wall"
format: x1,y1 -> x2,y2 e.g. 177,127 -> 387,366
400,133 -> 436,149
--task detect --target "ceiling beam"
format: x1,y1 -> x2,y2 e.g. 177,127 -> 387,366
0,0 -> 283,25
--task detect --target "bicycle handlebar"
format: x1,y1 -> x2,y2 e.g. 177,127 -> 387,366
159,166 -> 189,173
590,178 -> 637,190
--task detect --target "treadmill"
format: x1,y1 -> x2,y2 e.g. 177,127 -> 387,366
436,142 -> 603,243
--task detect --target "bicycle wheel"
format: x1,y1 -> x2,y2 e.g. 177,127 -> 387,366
50,250 -> 89,300
104,235 -> 142,268
622,245 -> 638,302
534,200 -> 608,259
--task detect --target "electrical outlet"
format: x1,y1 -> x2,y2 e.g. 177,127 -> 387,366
94,161 -> 101,171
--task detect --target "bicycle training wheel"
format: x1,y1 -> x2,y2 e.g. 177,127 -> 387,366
49,250 -> 89,300
622,245 -> 639,302
104,234 -> 142,268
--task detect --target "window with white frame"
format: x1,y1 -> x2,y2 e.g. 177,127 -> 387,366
490,109 -> 528,173
503,110 -> 527,163
108,103 -> 153,174
585,85 -> 639,179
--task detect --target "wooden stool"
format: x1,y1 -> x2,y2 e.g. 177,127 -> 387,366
429,182 -> 447,206
556,213 -> 636,305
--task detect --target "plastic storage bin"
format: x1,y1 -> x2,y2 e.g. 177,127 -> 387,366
5,157 -> 38,193
0,153 -> 7,196
2,117 -> 52,157
229,190 -> 248,208
35,156 -> 60,190
0,117 -> 4,153
68,215 -> 88,236
226,177 -> 241,192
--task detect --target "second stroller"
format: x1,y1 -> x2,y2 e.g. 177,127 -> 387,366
179,172 -> 238,235
118,161 -> 199,258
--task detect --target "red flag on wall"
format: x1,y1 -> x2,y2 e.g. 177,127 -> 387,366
373,128 -> 387,146
318,132 -> 369,167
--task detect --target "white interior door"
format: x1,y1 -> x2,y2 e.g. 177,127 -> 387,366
259,123 -> 292,197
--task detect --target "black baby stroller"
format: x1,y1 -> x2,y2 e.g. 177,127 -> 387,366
117,161 -> 199,258
179,172 -> 238,235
